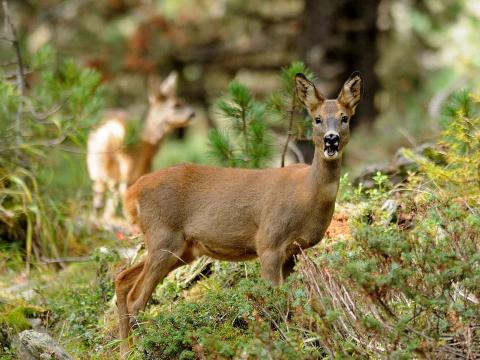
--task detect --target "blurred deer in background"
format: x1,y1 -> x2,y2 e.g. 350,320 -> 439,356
115,71 -> 362,356
87,72 -> 195,219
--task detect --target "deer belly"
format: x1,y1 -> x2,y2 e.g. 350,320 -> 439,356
191,239 -> 258,261
185,220 -> 258,261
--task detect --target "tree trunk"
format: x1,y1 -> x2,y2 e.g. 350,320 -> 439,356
299,0 -> 379,128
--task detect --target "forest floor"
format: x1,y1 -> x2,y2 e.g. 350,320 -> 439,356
0,209 -> 353,360
2,117 -> 480,359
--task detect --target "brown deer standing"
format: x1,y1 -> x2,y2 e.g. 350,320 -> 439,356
115,71 -> 362,355
86,72 -> 195,218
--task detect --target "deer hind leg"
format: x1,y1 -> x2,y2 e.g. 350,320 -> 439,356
115,261 -> 145,356
126,229 -> 187,325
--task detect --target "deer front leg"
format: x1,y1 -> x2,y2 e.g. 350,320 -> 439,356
259,248 -> 284,286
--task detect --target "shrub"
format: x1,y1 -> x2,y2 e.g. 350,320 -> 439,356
134,262 -> 320,360
297,91 -> 480,358
0,46 -> 104,270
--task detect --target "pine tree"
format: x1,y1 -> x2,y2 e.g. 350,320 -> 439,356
208,62 -> 315,169
269,61 -> 314,167
208,81 -> 274,168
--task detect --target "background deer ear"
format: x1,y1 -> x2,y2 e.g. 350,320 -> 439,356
160,71 -> 178,97
338,71 -> 363,114
295,73 -> 324,112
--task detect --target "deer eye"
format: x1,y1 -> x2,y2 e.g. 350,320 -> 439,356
341,115 -> 348,123
314,117 -> 322,125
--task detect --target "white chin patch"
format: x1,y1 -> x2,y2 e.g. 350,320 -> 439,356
324,149 -> 339,159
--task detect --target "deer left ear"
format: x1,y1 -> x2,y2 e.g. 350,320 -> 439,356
338,71 -> 363,114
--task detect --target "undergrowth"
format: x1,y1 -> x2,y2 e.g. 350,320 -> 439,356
0,45 -> 105,270
298,91 -> 480,358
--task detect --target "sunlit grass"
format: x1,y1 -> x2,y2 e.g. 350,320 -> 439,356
154,128 -> 211,169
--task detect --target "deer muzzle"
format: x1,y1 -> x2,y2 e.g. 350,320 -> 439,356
323,132 -> 340,158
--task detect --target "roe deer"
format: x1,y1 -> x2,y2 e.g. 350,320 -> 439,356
115,71 -> 362,354
86,72 -> 194,218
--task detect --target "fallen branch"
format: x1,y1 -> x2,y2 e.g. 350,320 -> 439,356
39,256 -> 92,264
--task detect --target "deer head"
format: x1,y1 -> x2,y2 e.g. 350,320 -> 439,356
295,72 -> 363,161
143,72 -> 195,143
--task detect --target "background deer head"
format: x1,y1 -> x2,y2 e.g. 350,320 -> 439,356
143,72 -> 195,144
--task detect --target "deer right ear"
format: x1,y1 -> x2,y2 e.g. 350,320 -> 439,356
295,73 -> 324,112
160,71 -> 178,97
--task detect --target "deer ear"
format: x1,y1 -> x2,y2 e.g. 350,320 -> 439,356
295,73 -> 324,112
338,71 -> 363,114
160,71 -> 178,97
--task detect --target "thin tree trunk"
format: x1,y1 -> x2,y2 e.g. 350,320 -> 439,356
2,0 -> 25,146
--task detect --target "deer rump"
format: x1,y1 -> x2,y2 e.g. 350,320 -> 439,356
124,162 -> 331,262
87,114 -> 128,183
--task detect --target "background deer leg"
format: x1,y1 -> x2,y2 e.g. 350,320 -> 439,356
259,248 -> 284,286
92,180 -> 105,215
119,180 -> 128,199
126,230 -> 186,325
115,261 -> 145,356
103,180 -> 118,220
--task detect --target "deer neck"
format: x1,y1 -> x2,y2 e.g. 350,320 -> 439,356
307,147 -> 342,201
127,121 -> 171,183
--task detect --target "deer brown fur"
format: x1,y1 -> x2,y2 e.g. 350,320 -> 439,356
86,72 -> 194,218
115,71 -> 363,355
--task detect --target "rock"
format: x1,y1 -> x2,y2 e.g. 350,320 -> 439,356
381,199 -> 398,223
17,330 -> 73,360
354,143 -> 437,189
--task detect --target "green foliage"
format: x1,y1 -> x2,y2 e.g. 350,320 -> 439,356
208,81 -> 274,168
0,45 -> 105,268
405,91 -> 480,196
0,299 -> 49,354
134,262 -> 318,360
124,117 -> 144,148
269,61 -> 315,140
208,61 -> 316,168
154,132 -> 211,168
299,92 -> 480,358
39,249 -> 119,356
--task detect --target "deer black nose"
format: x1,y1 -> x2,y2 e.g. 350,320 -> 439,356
324,133 -> 340,146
